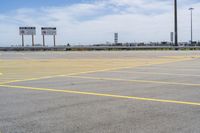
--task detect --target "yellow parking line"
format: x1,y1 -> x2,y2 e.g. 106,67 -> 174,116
163,55 -> 200,59
67,75 -> 200,87
0,75 -> 66,85
112,71 -> 200,77
0,66 -> 135,85
0,57 -> 192,85
0,65 -> 168,85
0,84 -> 200,106
135,67 -> 200,71
0,66 -> 137,84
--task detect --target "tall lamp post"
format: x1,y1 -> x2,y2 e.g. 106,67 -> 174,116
174,0 -> 178,48
189,8 -> 194,45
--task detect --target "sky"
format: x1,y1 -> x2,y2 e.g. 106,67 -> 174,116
0,0 -> 200,46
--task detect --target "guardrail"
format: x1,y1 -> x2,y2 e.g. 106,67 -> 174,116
1,46 -> 200,51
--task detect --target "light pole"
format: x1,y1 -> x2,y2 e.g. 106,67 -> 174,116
189,8 -> 194,45
174,0 -> 178,48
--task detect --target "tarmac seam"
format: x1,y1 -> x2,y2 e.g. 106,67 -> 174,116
0,84 -> 200,106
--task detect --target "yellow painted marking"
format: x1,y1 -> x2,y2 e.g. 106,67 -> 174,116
0,56 -> 193,85
163,55 -> 200,59
1,76 -> 67,85
0,75 -> 66,85
112,71 -> 200,77
0,84 -> 200,106
0,57 -> 188,85
0,73 -> 2,76
0,66 -> 142,85
135,67 -> 200,71
67,75 -> 200,87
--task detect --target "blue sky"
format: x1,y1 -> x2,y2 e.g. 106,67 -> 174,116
0,0 -> 85,12
0,0 -> 200,46
0,0 -> 198,12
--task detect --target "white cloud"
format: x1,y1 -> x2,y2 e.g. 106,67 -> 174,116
0,0 -> 200,46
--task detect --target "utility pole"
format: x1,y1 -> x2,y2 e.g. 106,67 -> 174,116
189,8 -> 194,45
174,0 -> 178,49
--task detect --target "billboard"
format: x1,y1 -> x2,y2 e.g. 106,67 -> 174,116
41,27 -> 57,35
19,27 -> 36,35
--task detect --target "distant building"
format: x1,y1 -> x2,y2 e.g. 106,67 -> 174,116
114,33 -> 118,44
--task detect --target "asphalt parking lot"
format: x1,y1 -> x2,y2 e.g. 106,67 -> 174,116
1,51 -> 200,133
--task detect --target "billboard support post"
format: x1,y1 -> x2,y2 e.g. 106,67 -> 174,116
43,34 -> 45,47
32,34 -> 34,47
53,35 -> 56,47
22,34 -> 24,47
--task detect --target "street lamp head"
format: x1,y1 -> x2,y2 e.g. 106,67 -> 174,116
189,8 -> 194,10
